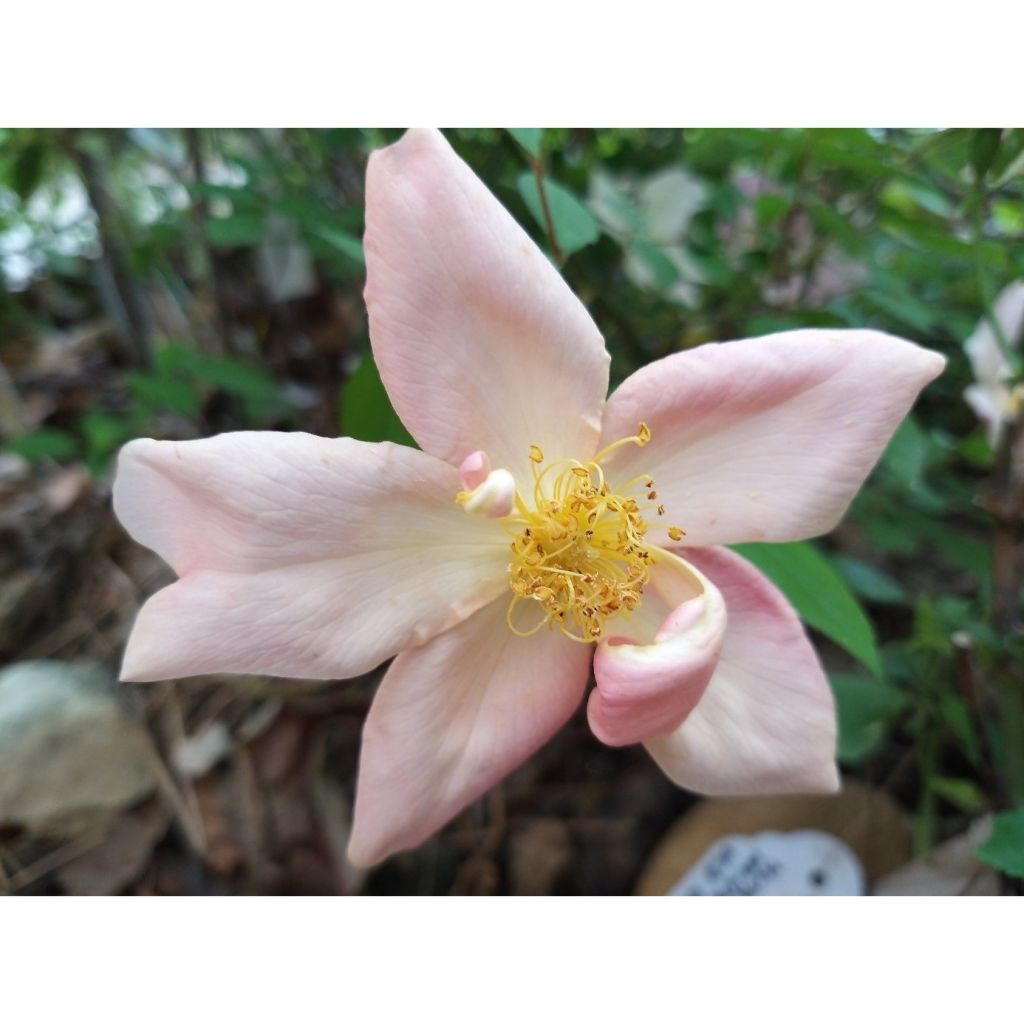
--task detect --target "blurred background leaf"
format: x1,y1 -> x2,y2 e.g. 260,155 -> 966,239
829,671 -> 908,763
733,541 -> 883,677
339,352 -> 414,447
517,173 -> 601,258
975,808 -> 1024,878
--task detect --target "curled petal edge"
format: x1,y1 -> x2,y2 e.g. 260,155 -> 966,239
589,550 -> 727,747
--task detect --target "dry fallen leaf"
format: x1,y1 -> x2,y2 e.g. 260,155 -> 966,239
0,661 -> 156,834
56,801 -> 170,895
873,817 -> 1000,896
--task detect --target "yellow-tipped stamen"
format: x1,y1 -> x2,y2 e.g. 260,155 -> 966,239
590,421 -> 652,464
490,424 -> 683,643
455,426 -> 682,642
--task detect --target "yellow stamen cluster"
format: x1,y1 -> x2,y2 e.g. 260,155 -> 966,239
501,424 -> 685,643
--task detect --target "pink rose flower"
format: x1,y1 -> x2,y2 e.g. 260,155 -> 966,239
113,129 -> 945,866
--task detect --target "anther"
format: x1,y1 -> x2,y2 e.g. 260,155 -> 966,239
500,425 -> 683,643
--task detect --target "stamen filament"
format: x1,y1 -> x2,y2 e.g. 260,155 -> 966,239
501,423 -> 670,643
590,421 -> 652,464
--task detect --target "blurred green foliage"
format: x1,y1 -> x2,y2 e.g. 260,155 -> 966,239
2,127 -> 1023,873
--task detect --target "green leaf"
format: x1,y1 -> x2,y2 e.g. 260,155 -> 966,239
80,411 -> 135,475
990,129 -> 1024,187
627,239 -> 680,291
312,225 -> 365,267
274,194 -> 356,228
340,353 -> 414,447
829,671 -> 907,762
11,143 -> 47,200
206,213 -> 265,248
939,692 -> 982,765
863,282 -> 938,334
154,342 -> 203,377
193,357 -> 290,419
733,541 -> 883,676
930,777 -> 987,814
5,427 -> 79,461
993,198 -> 1024,236
754,193 -> 788,228
190,181 -> 262,213
969,128 -> 1002,181
128,372 -> 202,418
880,180 -> 954,219
957,429 -> 995,468
975,807 -> 1024,878
880,210 -> 1004,263
587,171 -> 644,236
507,128 -> 543,159
831,555 -> 909,605
517,172 -> 601,258
880,414 -> 931,490
916,516 -> 993,579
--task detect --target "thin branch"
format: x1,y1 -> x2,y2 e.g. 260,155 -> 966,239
70,133 -> 153,369
970,186 -> 1018,372
531,155 -> 564,265
186,128 -> 234,355
7,826 -> 109,892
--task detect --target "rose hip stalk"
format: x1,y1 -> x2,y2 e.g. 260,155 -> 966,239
113,129 -> 945,866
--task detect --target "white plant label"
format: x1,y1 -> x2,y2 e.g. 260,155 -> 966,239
668,829 -> 865,896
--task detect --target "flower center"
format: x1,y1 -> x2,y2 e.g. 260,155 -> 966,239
498,425 -> 684,644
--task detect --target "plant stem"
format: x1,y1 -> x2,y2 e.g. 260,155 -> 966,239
970,185 -> 1019,373
1000,677 -> 1024,806
187,128 -> 234,356
71,133 -> 153,369
984,385 -> 1024,807
531,156 -> 564,265
914,732 -> 938,854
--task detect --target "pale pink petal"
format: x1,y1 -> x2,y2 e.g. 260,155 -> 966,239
965,279 -> 1024,388
459,467 -> 516,518
599,329 -> 945,547
364,128 -> 609,485
114,433 -> 508,681
458,450 -> 491,489
644,546 -> 839,795
348,597 -> 591,867
588,550 -> 726,747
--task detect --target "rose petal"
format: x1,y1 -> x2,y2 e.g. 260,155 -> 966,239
588,550 -> 727,747
599,329 -> 945,547
364,128 -> 609,485
348,597 -> 592,867
114,433 -> 508,681
645,546 -> 839,795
